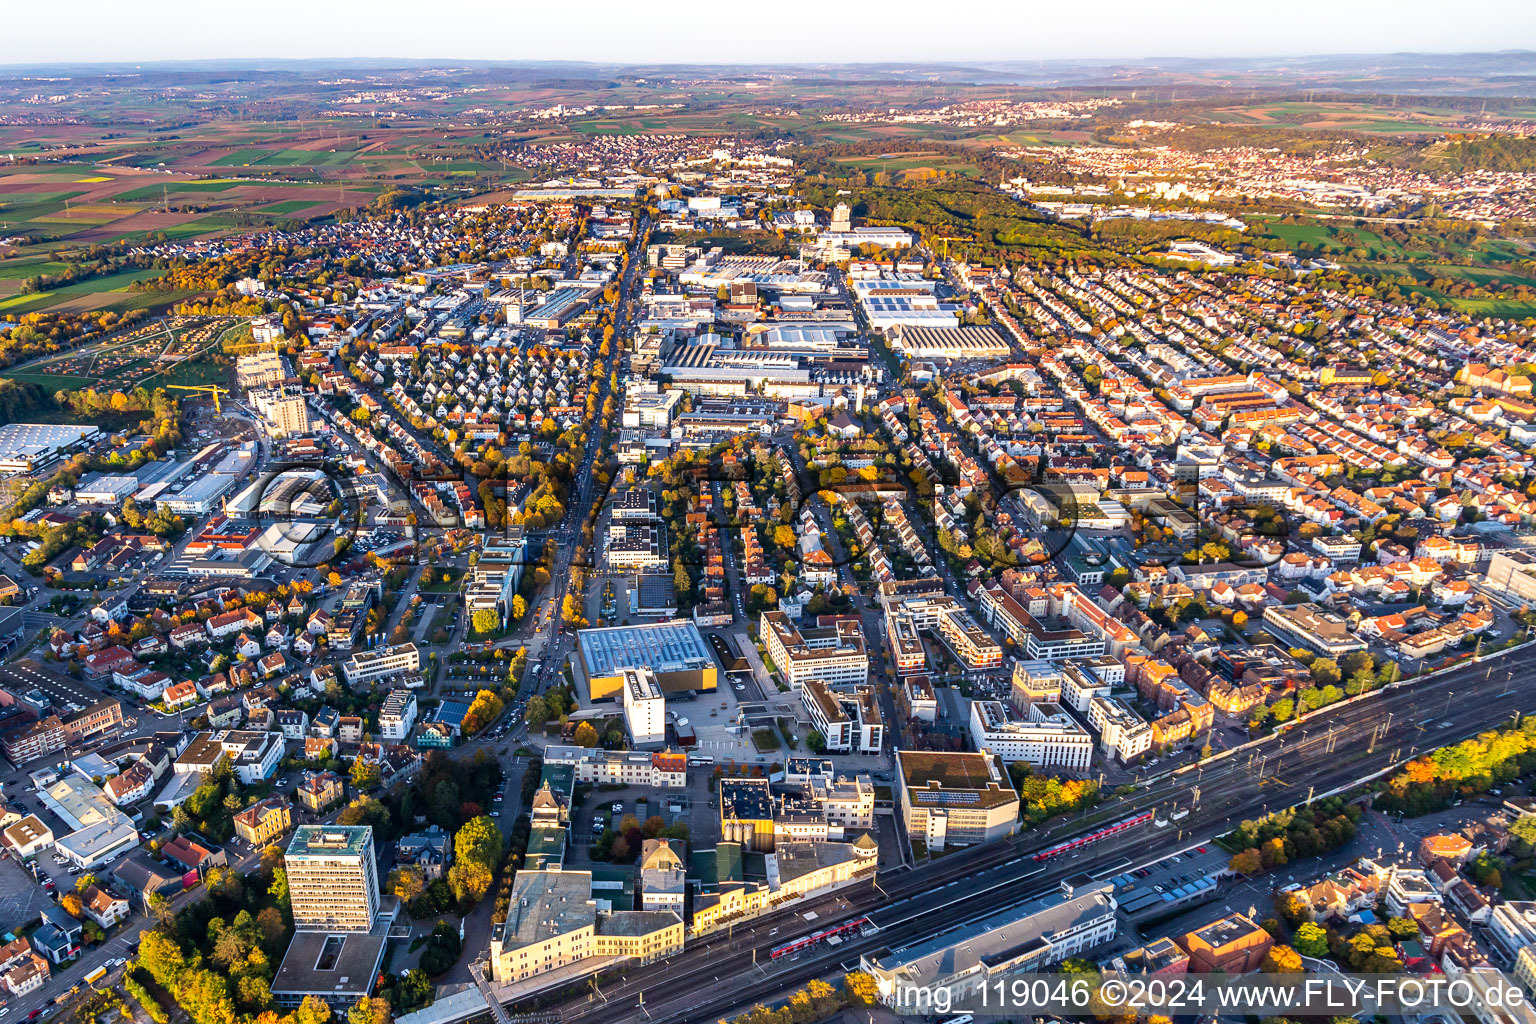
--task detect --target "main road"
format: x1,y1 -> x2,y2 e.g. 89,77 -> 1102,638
522,644 -> 1536,1024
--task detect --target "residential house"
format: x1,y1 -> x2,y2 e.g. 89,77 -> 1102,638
233,796 -> 292,847
297,771 -> 344,812
80,885 -> 129,929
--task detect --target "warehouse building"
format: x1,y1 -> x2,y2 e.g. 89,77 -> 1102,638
576,620 -> 718,701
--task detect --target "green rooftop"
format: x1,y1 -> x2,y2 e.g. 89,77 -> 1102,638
287,824 -> 372,858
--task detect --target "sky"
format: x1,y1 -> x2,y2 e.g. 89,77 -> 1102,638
2,0 -> 1533,66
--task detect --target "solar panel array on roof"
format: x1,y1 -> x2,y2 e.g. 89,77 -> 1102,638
580,620 -> 713,676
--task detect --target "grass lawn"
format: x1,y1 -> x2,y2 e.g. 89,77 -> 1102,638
751,728 -> 780,752
420,566 -> 466,593
0,370 -> 102,395
139,356 -> 233,389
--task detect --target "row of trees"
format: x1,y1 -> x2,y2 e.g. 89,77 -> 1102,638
1377,717 -> 1536,815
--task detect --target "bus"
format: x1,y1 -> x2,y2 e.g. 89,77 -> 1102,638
84,966 -> 108,988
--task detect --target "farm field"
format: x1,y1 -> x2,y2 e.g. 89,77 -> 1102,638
0,267 -> 194,316
832,151 -> 982,179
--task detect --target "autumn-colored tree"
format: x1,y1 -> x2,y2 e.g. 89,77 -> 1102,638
843,971 -> 879,1006
348,996 -> 392,1024
573,721 -> 599,748
295,995 -> 333,1024
1293,922 -> 1330,958
1229,847 -> 1263,874
351,757 -> 381,791
1260,836 -> 1289,869
461,689 -> 504,735
61,893 -> 84,918
1261,944 -> 1305,974
389,867 -> 426,904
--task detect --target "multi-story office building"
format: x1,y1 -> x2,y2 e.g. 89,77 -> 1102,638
1261,604 -> 1368,657
800,679 -> 883,754
173,730 -> 283,784
271,826 -> 389,1010
0,661 -> 123,763
378,690 -> 417,741
1489,902 -> 1536,959
284,826 -> 380,933
341,643 -> 421,686
760,611 -> 868,688
936,605 -> 1003,671
1010,660 -> 1063,710
1487,550 -> 1536,603
885,611 -> 927,676
968,699 -> 1093,771
1178,913 -> 1274,973
463,564 -> 520,627
542,745 -> 688,788
1089,696 -> 1154,763
896,750 -> 1019,850
605,522 -> 668,570
487,869 -> 683,988
621,667 -> 666,747
810,775 -> 875,830
1514,943 -> 1536,998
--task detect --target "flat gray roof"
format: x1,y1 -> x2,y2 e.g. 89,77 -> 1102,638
271,930 -> 387,1000
578,619 -> 713,676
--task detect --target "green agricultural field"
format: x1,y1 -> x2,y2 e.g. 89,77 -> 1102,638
251,149 -> 357,168
211,149 -> 278,166
0,258 -> 70,280
114,182 -> 240,201
0,190 -> 86,206
0,267 -> 161,314
256,200 -> 321,215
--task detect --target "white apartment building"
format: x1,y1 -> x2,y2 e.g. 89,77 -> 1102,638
250,390 -> 311,439
968,699 -> 1093,771
378,690 -> 417,741
1489,902 -> 1536,959
1060,662 -> 1115,712
810,775 -> 875,831
937,605 -> 1003,671
760,611 -> 868,688
1088,696 -> 1153,763
543,746 -> 688,788
285,826 -> 380,933
621,666 -> 667,747
800,679 -> 883,755
342,643 -> 421,686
